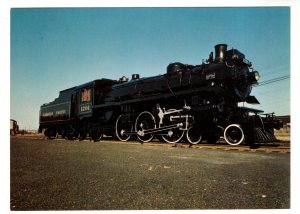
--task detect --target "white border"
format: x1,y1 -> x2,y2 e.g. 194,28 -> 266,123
6,0 -> 296,8
2,1 -> 299,213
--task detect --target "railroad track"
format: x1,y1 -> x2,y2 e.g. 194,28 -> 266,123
12,135 -> 290,153
101,139 -> 290,153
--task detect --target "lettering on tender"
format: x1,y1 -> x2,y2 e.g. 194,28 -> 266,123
56,110 -> 66,115
42,112 -> 53,117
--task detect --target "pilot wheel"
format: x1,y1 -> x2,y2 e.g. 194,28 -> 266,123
224,124 -> 245,145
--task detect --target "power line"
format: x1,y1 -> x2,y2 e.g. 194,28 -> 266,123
253,75 -> 290,87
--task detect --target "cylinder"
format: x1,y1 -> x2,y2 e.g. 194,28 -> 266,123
215,44 -> 228,62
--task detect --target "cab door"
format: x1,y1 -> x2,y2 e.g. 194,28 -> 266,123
70,93 -> 78,119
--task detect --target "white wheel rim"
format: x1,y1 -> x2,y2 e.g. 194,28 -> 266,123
162,130 -> 185,144
116,114 -> 131,141
161,109 -> 185,144
135,111 -> 156,142
186,126 -> 202,144
224,124 -> 244,145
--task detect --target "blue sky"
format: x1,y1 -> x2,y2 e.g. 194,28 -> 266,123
10,7 -> 290,130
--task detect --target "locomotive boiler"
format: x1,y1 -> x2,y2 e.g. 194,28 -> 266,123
39,44 -> 282,145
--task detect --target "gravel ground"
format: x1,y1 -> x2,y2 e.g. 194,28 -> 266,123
11,137 -> 290,210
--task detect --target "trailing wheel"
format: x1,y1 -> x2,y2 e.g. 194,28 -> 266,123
135,111 -> 156,143
45,129 -> 57,139
65,128 -> 78,140
93,134 -> 103,142
115,114 -> 132,142
186,125 -> 203,144
224,124 -> 245,145
78,131 -> 87,141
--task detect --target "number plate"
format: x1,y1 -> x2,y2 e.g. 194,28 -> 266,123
80,103 -> 92,113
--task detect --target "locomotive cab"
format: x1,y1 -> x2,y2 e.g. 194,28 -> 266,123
75,79 -> 115,119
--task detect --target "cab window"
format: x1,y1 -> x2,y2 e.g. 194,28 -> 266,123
81,88 -> 91,102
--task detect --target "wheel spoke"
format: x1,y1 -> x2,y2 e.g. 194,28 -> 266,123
161,109 -> 185,144
224,124 -> 244,145
186,125 -> 203,144
116,114 -> 132,141
162,128 -> 185,144
135,111 -> 156,143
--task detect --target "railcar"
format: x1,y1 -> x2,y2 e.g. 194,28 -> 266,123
39,44 -> 282,145
10,119 -> 19,136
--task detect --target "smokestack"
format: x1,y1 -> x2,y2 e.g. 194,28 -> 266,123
214,44 -> 227,62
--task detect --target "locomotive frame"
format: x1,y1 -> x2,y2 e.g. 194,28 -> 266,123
39,44 -> 283,145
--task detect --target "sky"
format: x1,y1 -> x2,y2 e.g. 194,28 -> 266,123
10,7 -> 290,130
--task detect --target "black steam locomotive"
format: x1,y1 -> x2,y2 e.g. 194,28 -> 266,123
39,44 -> 282,145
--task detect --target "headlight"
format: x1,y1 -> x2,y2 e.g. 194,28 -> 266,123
248,71 -> 260,82
254,71 -> 260,81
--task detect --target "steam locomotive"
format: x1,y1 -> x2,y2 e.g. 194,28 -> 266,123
38,44 -> 282,145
